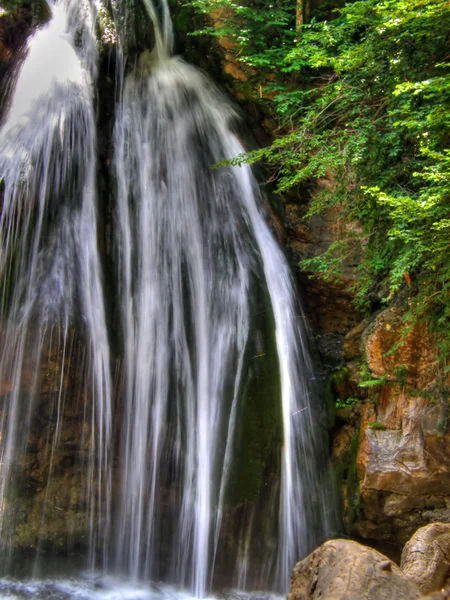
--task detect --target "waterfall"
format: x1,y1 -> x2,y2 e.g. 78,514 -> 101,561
0,0 -> 335,597
0,0 -> 112,563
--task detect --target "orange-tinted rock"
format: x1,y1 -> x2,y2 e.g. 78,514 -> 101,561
363,308 -> 440,388
343,318 -> 371,361
344,309 -> 450,549
331,424 -> 356,461
209,7 -> 253,84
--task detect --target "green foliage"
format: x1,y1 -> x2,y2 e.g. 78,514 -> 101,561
0,0 -> 49,20
357,362 -> 385,390
369,421 -> 387,431
357,364 -> 406,390
0,0 -> 22,13
358,377 -> 386,389
192,0 -> 450,358
393,364 -> 407,390
335,396 -> 359,409
187,0 -> 298,85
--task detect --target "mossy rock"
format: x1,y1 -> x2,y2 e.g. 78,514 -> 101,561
333,425 -> 361,532
225,282 -> 282,507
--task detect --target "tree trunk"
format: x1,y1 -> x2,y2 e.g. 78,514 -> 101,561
296,0 -> 303,30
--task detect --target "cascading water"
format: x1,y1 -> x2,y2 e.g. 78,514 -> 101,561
0,0 -> 112,565
0,0 -> 336,598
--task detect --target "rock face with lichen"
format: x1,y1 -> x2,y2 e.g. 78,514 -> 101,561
329,307 -> 450,550
0,331 -> 99,551
284,178 -> 450,552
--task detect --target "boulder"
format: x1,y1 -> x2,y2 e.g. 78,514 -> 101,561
287,538 -> 421,600
401,523 -> 450,594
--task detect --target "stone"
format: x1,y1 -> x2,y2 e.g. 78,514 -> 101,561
282,201 -> 364,367
401,523 -> 450,594
357,427 -> 450,496
287,539 -> 421,600
210,6 -> 253,83
421,591 -> 450,600
362,308 -> 439,388
332,424 -> 356,461
335,307 -> 450,548
343,318 -> 371,362
353,414 -> 450,546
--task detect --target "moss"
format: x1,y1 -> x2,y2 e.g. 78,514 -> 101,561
225,282 -> 282,507
325,366 -> 353,427
11,477 -> 93,552
96,1 -> 117,48
334,425 -> 361,533
369,421 -> 386,431
109,0 -> 154,59
325,373 -> 337,429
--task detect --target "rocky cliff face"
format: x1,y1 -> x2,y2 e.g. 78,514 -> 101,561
282,181 -> 450,552
341,309 -> 449,549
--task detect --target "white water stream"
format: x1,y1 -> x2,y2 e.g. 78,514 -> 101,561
0,0 -> 112,563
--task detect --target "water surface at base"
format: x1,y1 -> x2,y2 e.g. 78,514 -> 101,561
0,576 -> 283,600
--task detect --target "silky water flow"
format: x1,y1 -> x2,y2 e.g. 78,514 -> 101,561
0,1 -> 336,598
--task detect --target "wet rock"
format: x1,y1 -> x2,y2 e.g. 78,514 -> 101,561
401,523 -> 450,594
332,424 -> 356,461
283,202 -> 364,367
343,318 -> 371,362
287,538 -> 421,600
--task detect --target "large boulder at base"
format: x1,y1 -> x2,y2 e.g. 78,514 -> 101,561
288,538 -> 421,600
401,523 -> 450,594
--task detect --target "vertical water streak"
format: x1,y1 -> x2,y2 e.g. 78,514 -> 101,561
114,60 -> 257,594
113,36 -> 332,592
0,0 -> 112,564
141,0 -> 173,58
225,136 -> 330,588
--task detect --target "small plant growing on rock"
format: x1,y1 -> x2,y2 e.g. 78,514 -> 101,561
336,397 -> 360,409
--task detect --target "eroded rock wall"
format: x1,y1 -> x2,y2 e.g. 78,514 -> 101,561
328,309 -> 450,550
